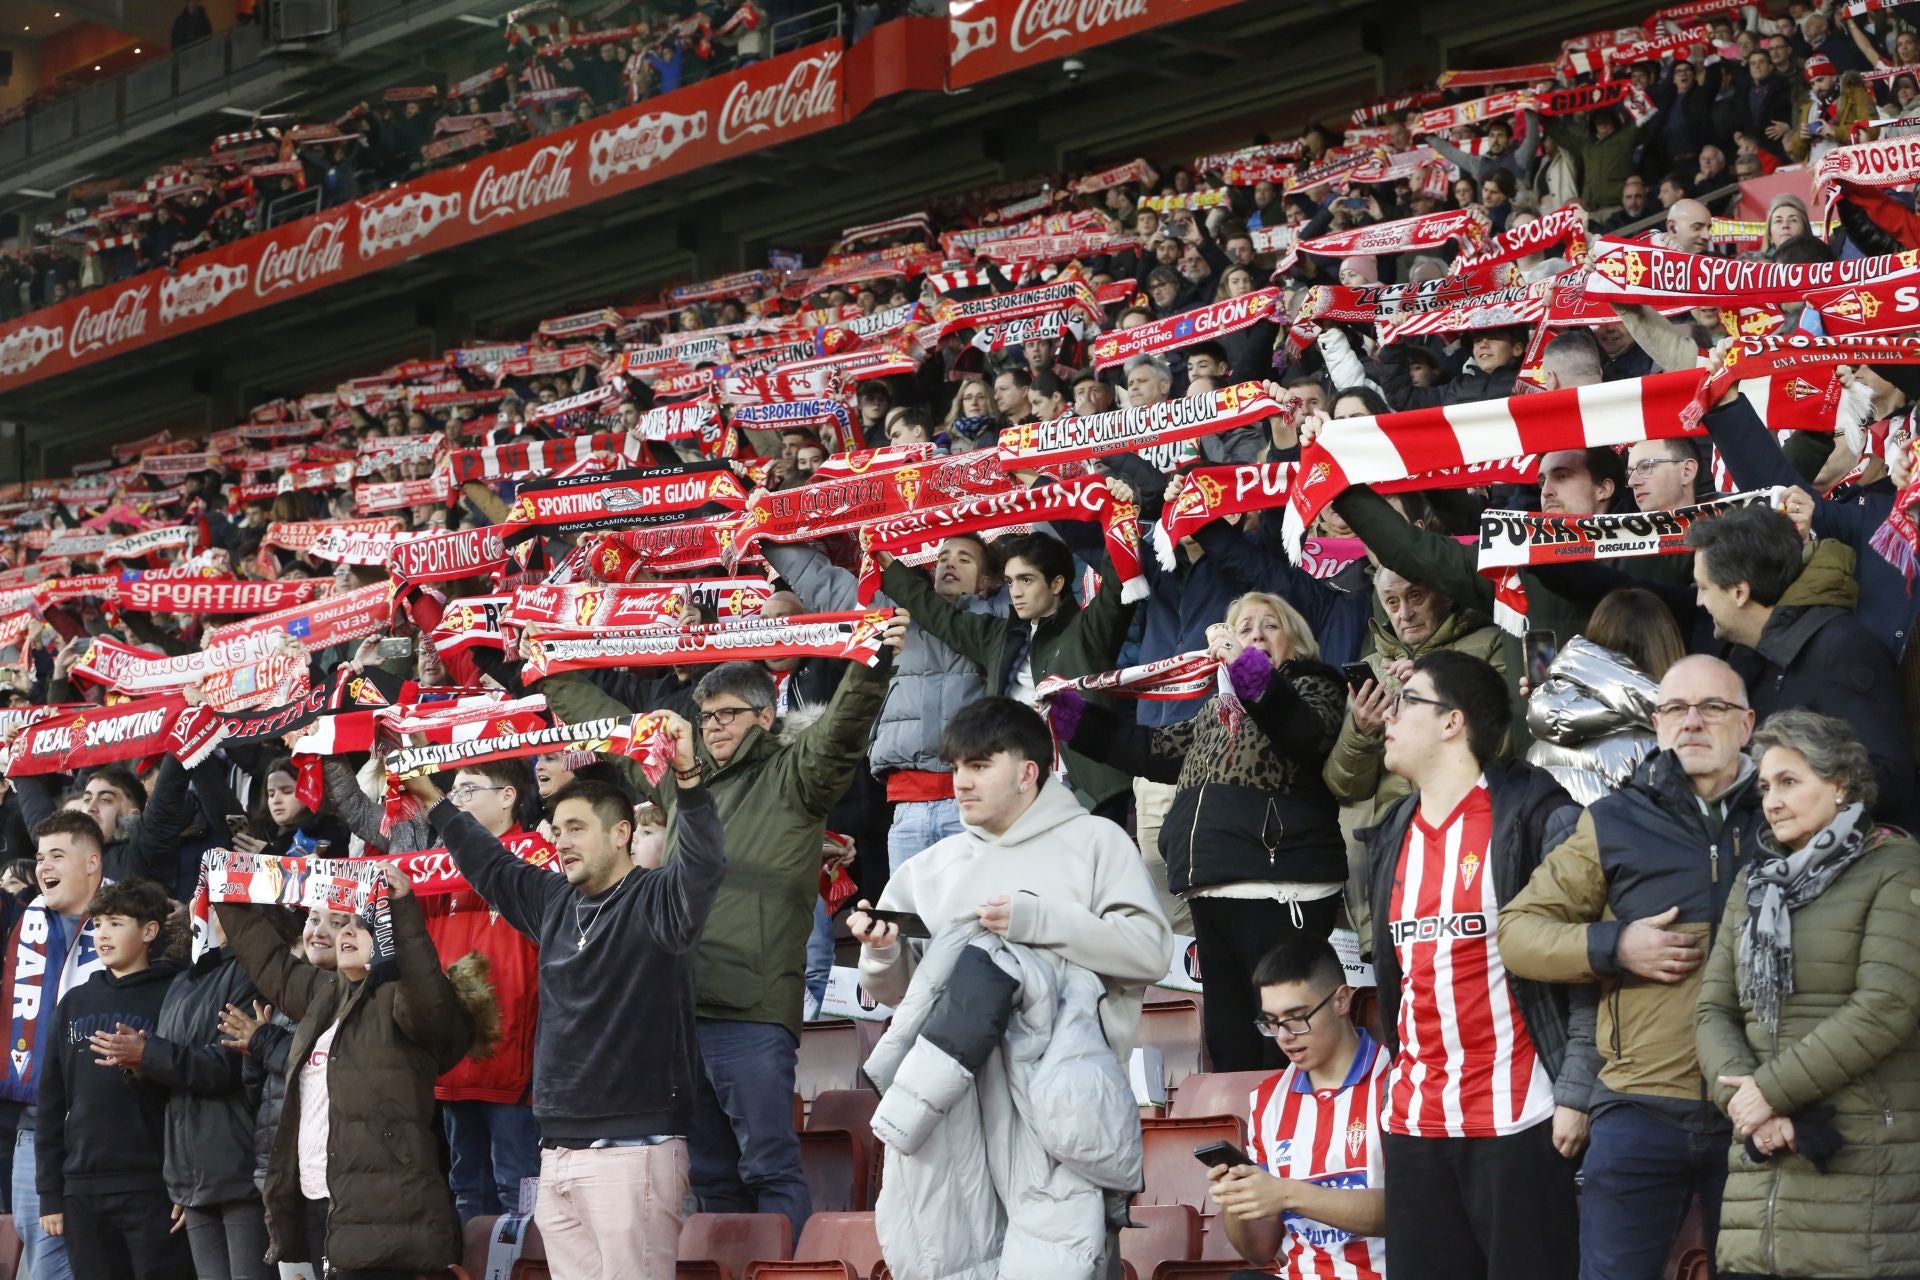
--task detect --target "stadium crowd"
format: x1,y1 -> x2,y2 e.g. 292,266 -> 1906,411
6,1 -> 1920,1279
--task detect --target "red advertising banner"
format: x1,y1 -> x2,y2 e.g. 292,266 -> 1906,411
947,0 -> 1247,88
0,41 -> 847,392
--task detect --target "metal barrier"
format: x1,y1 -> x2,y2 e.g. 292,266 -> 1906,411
771,4 -> 844,55
266,185 -> 322,229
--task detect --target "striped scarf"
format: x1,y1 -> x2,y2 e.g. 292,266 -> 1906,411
3,901 -> 105,1104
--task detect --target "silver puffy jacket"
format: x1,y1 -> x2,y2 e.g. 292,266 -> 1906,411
865,924 -> 1139,1280
1525,636 -> 1659,806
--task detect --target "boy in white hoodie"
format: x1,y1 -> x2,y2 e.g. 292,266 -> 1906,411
849,696 -> 1173,1058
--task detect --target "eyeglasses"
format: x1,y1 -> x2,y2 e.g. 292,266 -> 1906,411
1628,457 -> 1685,478
1653,698 -> 1748,723
1387,690 -> 1455,718
448,784 -> 506,803
1253,987 -> 1341,1038
698,706 -> 758,729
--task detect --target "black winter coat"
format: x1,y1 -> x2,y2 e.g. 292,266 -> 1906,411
137,949 -> 263,1207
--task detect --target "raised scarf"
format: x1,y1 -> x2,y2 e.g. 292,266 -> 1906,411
856,475 -> 1146,604
6,694 -> 188,777
1813,133 -> 1920,209
356,476 -> 456,515
1682,335 -> 1920,430
101,525 -> 198,564
996,383 -> 1286,472
1740,803 -> 1875,1033
356,434 -> 444,474
728,451 -> 1012,566
1284,369 -> 1709,553
1585,237 -> 1920,305
507,582 -> 697,632
202,582 -> 391,653
73,633 -> 275,696
1153,459 -> 1534,567
382,712 -> 675,784
931,278 -> 1101,341
195,850 -> 400,962
1379,281 -> 1547,343
583,518 -> 760,576
2,901 -> 104,1103
115,577 -> 320,615
1456,204 -> 1590,270
1870,435 -> 1920,580
1436,63 -> 1556,88
262,518 -> 403,557
1089,289 -> 1284,371
520,611 -> 892,679
502,464 -> 748,542
1037,650 -> 1247,736
1475,489 -> 1783,632
386,525 -> 512,591
448,432 -> 638,484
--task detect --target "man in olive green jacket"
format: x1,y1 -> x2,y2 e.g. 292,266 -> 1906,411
538,615 -> 904,1240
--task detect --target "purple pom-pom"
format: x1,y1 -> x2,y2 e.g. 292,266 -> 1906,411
1047,687 -> 1087,741
1228,645 -> 1275,703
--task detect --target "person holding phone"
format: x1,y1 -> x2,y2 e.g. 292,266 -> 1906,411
1207,939 -> 1388,1280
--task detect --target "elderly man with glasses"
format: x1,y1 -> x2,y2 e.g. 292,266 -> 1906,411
1498,655 -> 1762,1280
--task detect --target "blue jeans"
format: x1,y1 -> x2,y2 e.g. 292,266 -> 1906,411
886,797 -> 965,874
803,900 -> 833,1022
1579,1104 -> 1730,1280
690,1018 -> 810,1242
14,1129 -> 73,1280
442,1099 -> 542,1221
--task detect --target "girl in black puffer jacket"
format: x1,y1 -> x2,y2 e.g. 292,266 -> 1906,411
1047,590 -> 1348,1072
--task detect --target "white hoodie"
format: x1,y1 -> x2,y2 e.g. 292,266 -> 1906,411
860,780 -> 1173,1056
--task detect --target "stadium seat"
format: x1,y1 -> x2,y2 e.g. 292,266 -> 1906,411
799,1127 -> 869,1212
744,1265 -> 858,1280
1198,1215 -> 1246,1261
1152,1261 -> 1247,1280
1667,1193 -> 1709,1280
1136,1115 -> 1247,1209
793,1210 -> 885,1280
1135,1000 -> 1207,1091
798,1020 -> 864,1103
1145,984 -> 1193,1003
0,1216 -> 21,1280
460,1215 -> 500,1279
1169,1071 -> 1273,1122
808,1088 -> 882,1205
1120,1204 -> 1203,1280
679,1213 -> 795,1280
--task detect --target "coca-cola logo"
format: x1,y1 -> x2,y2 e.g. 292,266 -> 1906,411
160,261 -> 250,325
718,51 -> 841,146
1007,0 -> 1152,53
469,140 -> 578,227
0,324 -> 64,377
255,218 -> 348,298
358,191 -> 464,259
588,110 -> 709,185
69,286 -> 152,358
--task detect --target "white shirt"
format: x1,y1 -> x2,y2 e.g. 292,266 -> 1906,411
298,1023 -> 340,1200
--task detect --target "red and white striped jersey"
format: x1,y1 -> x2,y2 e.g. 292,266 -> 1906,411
522,62 -> 559,94
1383,778 -> 1554,1138
1245,1031 -> 1389,1280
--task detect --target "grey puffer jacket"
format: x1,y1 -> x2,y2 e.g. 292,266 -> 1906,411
1526,637 -> 1659,807
865,923 -> 1140,1280
765,542 -> 1009,778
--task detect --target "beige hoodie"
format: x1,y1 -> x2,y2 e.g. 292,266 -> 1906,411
859,780 -> 1173,1057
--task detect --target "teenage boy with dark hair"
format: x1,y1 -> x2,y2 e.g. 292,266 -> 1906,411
1363,649 -> 1585,1280
849,696 -> 1171,1053
402,710 -> 726,1280
36,877 -> 193,1280
1208,938 -> 1389,1280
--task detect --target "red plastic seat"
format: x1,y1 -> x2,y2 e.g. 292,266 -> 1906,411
1198,1215 -> 1246,1261
679,1213 -> 795,1280
1168,1071 -> 1273,1122
797,1020 -> 864,1103
793,1211 -> 884,1280
0,1215 -> 26,1280
1135,1115 -> 1248,1209
1135,999 -> 1207,1092
799,1128 -> 869,1212
745,1265 -> 857,1280
1120,1204 -> 1203,1280
1145,984 -> 1194,1003
460,1215 -> 500,1280
1153,1261 -> 1248,1280
807,1089 -> 882,1206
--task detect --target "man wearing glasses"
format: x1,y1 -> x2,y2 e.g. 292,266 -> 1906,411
1362,650 -> 1583,1280
1208,939 -> 1388,1280
434,761 -> 554,1224
1499,655 -> 1761,1280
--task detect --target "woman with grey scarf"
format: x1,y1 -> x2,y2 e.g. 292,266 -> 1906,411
1697,710 -> 1920,1280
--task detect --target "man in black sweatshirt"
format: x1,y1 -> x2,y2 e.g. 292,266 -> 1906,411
403,708 -> 726,1280
36,877 -> 194,1280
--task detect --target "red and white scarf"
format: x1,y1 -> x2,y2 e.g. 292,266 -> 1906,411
262,518 -> 402,557
1037,651 -> 1245,735
386,525 -> 512,592
204,583 -> 392,653
857,475 -> 1146,604
356,476 -> 456,515
1477,489 -> 1784,632
449,432 -> 639,483
502,464 -> 748,541
1284,369 -> 1710,552
729,451 -> 1012,566
114,577 -> 319,615
507,582 -> 696,633
5,694 -> 187,777
1457,204 -> 1590,270
520,611 -> 891,679
101,525 -> 198,564
381,712 -> 675,784
1088,289 -> 1284,371
1286,208 -> 1489,271
996,383 -> 1287,470
1584,237 -> 1920,305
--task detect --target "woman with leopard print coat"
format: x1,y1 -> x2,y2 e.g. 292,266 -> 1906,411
1045,590 -> 1348,1070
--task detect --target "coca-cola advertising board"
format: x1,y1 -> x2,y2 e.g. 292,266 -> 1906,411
0,42 -> 845,393
948,0 -> 1246,88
